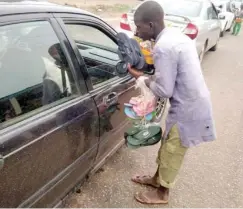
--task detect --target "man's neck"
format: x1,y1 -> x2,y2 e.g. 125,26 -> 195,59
154,25 -> 165,40
154,26 -> 166,42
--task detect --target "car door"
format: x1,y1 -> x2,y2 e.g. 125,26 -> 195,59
217,3 -> 228,29
0,14 -> 99,208
226,2 -> 235,29
54,14 -> 137,172
205,2 -> 220,48
211,3 -> 221,41
200,1 -> 214,50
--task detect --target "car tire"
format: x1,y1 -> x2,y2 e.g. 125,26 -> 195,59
152,98 -> 167,123
210,41 -> 218,51
220,23 -> 227,37
210,34 -> 220,52
220,29 -> 225,37
226,21 -> 233,32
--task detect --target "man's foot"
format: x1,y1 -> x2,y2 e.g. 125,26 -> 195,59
135,187 -> 169,204
131,175 -> 160,188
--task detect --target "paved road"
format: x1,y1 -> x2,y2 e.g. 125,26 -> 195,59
65,29 -> 243,207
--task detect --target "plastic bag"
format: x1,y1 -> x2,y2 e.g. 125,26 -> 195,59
135,76 -> 155,102
128,76 -> 156,117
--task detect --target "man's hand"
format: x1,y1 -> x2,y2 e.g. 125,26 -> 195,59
127,64 -> 144,79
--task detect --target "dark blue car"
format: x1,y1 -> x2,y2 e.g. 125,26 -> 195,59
0,1 -> 166,207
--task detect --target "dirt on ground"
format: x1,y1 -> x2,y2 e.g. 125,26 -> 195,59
49,0 -> 139,18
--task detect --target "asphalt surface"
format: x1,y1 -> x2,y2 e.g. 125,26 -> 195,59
65,26 -> 243,207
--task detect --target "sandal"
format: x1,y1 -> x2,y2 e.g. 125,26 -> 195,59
135,190 -> 169,204
131,175 -> 159,188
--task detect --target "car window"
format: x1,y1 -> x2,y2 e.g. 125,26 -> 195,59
206,4 -> 218,19
205,5 -> 212,19
162,0 -> 203,17
212,4 -> 219,19
226,2 -> 232,11
0,21 -> 78,129
64,23 -> 120,87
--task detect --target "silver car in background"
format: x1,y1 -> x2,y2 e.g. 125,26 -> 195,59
213,0 -> 235,36
119,0 -> 221,62
231,0 -> 243,9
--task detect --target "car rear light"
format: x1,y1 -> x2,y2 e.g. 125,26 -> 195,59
183,23 -> 198,40
120,13 -> 132,31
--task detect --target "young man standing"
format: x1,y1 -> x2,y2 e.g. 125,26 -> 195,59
128,1 -> 216,204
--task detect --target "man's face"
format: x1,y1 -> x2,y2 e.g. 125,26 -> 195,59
134,20 -> 154,41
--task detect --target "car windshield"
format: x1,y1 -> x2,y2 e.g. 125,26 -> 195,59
162,0 -> 203,18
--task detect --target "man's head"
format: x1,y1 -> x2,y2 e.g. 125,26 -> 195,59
134,0 -> 165,41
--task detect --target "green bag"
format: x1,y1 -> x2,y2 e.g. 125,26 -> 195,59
124,123 -> 162,149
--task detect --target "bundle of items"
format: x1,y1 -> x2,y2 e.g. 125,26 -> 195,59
116,32 -> 155,77
124,76 -> 162,149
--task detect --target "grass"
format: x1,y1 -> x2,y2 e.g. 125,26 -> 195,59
88,4 -> 131,14
63,2 -> 132,15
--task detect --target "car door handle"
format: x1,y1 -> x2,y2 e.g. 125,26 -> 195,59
0,155 -> 4,171
103,92 -> 118,106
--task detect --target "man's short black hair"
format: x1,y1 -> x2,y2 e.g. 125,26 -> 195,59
134,0 -> 164,23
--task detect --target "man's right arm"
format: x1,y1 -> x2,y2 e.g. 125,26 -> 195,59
147,46 -> 178,98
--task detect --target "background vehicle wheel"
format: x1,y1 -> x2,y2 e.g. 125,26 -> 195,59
220,23 -> 227,37
226,21 -> 234,32
210,42 -> 218,51
152,98 -> 167,123
210,35 -> 219,51
220,29 -> 225,37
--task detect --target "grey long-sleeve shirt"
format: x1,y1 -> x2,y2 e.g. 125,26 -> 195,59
148,27 -> 216,147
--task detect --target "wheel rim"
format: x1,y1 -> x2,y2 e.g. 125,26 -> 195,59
155,98 -> 167,120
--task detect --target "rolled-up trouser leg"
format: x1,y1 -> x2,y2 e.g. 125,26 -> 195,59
155,125 -> 188,188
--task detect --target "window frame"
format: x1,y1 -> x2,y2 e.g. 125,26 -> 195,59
211,3 -> 219,19
0,13 -> 87,130
54,13 -> 127,92
206,5 -> 213,19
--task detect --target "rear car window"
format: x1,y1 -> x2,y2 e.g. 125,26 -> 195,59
0,21 -> 78,129
163,0 -> 203,17
131,0 -> 202,18
135,0 -> 203,18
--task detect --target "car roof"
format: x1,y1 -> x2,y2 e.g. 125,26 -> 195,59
0,0 -> 95,17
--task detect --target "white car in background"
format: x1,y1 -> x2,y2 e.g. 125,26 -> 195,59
231,0 -> 243,9
213,0 -> 235,36
119,0 -> 221,62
